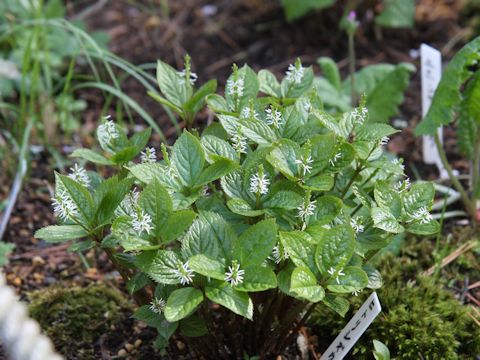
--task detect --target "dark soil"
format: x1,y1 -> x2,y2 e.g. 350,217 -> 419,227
1,0 -> 478,359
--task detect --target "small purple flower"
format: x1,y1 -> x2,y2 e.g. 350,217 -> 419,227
348,11 -> 356,22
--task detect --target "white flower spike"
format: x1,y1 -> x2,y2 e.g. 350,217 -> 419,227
131,209 -> 154,234
227,78 -> 245,97
250,172 -> 270,195
265,106 -> 283,128
285,62 -> 305,84
149,297 -> 166,314
175,261 -> 195,285
98,116 -> 119,146
295,155 -> 313,176
52,190 -> 79,221
68,163 -> 90,188
141,147 -> 157,163
350,217 -> 365,234
224,260 -> 245,286
177,69 -> 198,86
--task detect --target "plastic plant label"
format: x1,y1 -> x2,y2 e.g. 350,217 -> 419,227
320,292 -> 382,360
420,44 -> 449,179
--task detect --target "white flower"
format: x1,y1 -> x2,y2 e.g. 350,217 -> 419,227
297,199 -> 316,221
352,289 -> 363,296
149,297 -> 166,314
327,267 -> 345,284
265,106 -> 283,128
224,260 -> 245,286
202,185 -> 210,196
295,155 -> 313,176
412,206 -> 433,224
141,147 -> 157,163
52,190 -> 79,221
241,106 -> 259,120
391,158 -> 405,170
115,189 -> 139,217
249,172 -> 270,195
177,69 -> 198,86
98,117 -> 119,146
303,99 -> 312,113
379,136 -> 390,146
329,152 -> 342,166
175,261 -> 195,285
351,106 -> 368,124
271,244 -> 289,264
231,129 -> 247,154
166,165 -> 178,179
350,217 -> 364,233
393,178 -> 411,193
131,209 -> 154,234
68,163 -> 90,187
227,78 -> 244,97
285,63 -> 305,84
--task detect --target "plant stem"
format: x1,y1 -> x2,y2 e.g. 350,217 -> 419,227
434,133 -> 476,224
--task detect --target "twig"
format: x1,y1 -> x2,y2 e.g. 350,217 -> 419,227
421,240 -> 478,277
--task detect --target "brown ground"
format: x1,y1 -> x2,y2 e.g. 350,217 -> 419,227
1,0 -> 479,358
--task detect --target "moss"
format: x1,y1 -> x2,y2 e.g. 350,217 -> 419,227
28,283 -> 132,360
312,241 -> 480,359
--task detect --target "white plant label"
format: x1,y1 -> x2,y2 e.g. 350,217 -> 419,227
320,292 -> 382,360
420,44 -> 450,179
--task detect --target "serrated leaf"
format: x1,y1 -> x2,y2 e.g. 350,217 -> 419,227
311,195 -> 343,225
371,207 -> 404,234
235,266 -> 277,292
164,287 -> 203,322
184,79 -> 217,114
173,131 -> 205,187
161,210 -> 196,242
201,135 -> 237,163
263,190 -> 303,210
179,315 -> 208,338
196,158 -> 239,186
135,250 -> 182,285
34,225 -> 87,243
322,294 -> 350,317
70,148 -> 112,165
139,179 -> 173,237
56,173 -> 95,226
326,266 -> 369,293
127,272 -> 150,294
156,60 -> 190,107
227,198 -> 265,217
279,231 -> 317,274
318,57 -> 341,90
258,69 -> 281,97
315,225 -> 355,275
266,139 -> 301,179
188,254 -> 225,280
239,117 -> 277,145
234,219 -> 277,267
205,282 -> 253,320
290,266 -> 325,302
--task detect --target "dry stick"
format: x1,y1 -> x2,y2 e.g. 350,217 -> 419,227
434,133 -> 477,224
421,240 -> 478,277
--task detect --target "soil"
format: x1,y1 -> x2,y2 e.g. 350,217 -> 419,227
1,0 -> 479,359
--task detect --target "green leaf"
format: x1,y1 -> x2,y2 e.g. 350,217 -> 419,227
415,36 -> 480,135
135,250 -> 182,285
95,177 -> 133,226
326,266 -> 369,293
402,183 -> 435,216
130,128 -> 152,149
239,117 -> 277,145
375,0 -> 415,28
371,207 -> 404,234
263,190 -> 303,210
406,220 -> 440,235
161,210 -> 196,242
188,254 -> 225,280
226,64 -> 259,111
179,315 -> 208,338
133,305 -> 164,328
182,212 -> 236,259
374,181 -> 402,218
290,266 -> 325,302
172,131 -> 205,187
311,195 -> 343,225
205,282 -> 253,320
279,231 -> 317,274
317,57 -> 341,90
457,71 -> 480,159
315,225 -> 355,275
35,225 -> 88,243
164,287 -> 204,322
148,91 -> 183,114
373,340 -> 391,360
139,180 -> 173,237
68,240 -> 94,252
196,158 -> 239,186
234,219 -> 277,267
201,135 -> 237,163
258,70 -> 281,97
227,198 -> 265,217
281,66 -> 314,98
111,146 -> 142,164
235,267 -> 277,292
184,79 -> 217,114
120,236 -> 159,252
206,94 -> 229,113
302,174 -> 334,191
322,294 -> 350,317
309,133 -> 336,174
127,272 -> 150,294
156,60 -> 189,107
266,139 -> 301,179
281,0 -> 335,22
70,148 -> 112,165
